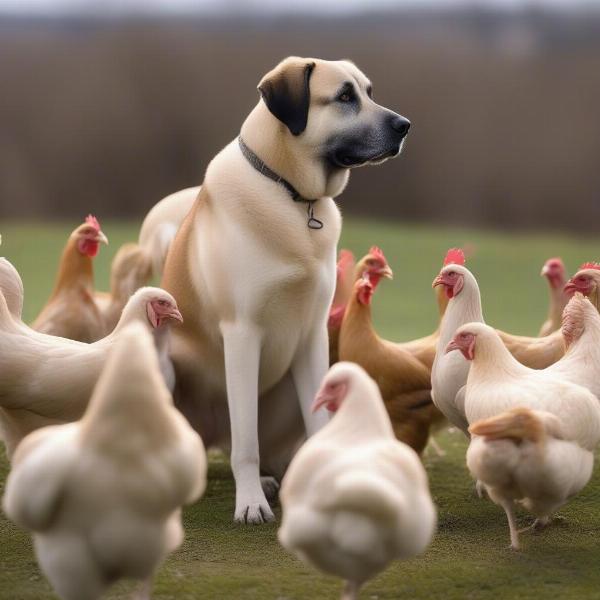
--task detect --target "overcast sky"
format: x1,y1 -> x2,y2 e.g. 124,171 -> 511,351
0,0 -> 597,15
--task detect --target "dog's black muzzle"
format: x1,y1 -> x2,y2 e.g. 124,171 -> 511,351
326,112 -> 411,169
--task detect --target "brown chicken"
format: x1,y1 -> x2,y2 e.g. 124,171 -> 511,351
94,242 -> 153,333
338,273 -> 441,455
32,216 -> 108,342
328,247 -> 391,365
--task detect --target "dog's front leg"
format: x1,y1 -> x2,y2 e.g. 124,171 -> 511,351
221,322 -> 274,524
291,325 -> 330,437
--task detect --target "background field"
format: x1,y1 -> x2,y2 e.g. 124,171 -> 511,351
2,218 -> 600,599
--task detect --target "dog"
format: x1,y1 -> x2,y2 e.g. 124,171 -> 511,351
161,56 -> 410,524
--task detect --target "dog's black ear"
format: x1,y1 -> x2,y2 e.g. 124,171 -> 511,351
258,60 -> 315,136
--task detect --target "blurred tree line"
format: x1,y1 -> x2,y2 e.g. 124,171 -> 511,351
1,8 -> 600,231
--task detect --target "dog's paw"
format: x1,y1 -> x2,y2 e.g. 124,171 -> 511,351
260,476 -> 280,504
234,501 -> 275,525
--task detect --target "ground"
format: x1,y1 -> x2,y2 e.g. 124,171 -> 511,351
1,218 -> 600,599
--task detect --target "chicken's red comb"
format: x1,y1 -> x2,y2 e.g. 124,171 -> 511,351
443,248 -> 465,266
368,246 -> 387,262
578,262 -> 600,272
85,214 -> 101,231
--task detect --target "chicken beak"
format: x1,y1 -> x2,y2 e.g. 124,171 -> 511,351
166,307 -> 184,323
432,274 -> 444,288
311,385 -> 341,414
564,280 -> 578,295
379,265 -> 393,280
311,390 -> 330,413
445,339 -> 459,354
541,264 -> 550,277
95,231 -> 109,246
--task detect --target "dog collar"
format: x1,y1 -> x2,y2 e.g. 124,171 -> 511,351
238,136 -> 323,230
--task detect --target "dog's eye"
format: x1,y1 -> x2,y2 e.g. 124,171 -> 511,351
338,92 -> 352,103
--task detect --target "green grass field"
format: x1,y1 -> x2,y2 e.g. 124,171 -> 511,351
2,218 -> 600,599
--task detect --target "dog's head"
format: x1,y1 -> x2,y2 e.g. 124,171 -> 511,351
257,57 -> 410,171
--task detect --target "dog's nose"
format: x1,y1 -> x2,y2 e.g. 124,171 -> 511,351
390,115 -> 411,138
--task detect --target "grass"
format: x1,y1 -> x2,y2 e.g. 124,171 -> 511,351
2,218 -> 600,599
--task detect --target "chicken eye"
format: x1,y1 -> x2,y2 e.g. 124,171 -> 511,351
448,271 -> 455,277
157,300 -> 167,306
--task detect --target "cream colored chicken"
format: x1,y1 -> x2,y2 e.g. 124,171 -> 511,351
3,322 -> 206,600
278,362 -> 436,600
446,322 -> 600,451
0,259 -> 183,459
538,257 -> 569,337
467,407 -> 593,550
546,292 -> 600,400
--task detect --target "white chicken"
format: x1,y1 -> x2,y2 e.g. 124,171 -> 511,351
446,322 -> 600,451
563,261 -> 600,312
278,362 -> 436,600
467,407 -> 593,550
0,260 -> 183,459
545,292 -> 600,400
431,249 -> 483,436
538,257 -> 569,337
3,321 -> 207,600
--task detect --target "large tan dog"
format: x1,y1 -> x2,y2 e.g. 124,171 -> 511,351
162,57 -> 410,524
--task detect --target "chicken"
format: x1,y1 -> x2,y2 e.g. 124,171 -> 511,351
564,262 -> 600,311
445,322 -> 600,451
431,249 -> 567,436
339,274 -> 441,455
0,265 -> 183,459
329,247 -> 393,365
431,249 -> 482,435
538,257 -> 569,337
467,407 -> 593,550
31,215 -> 109,342
94,242 -> 153,333
330,246 -> 447,369
328,249 -> 356,364
278,362 -> 436,600
545,292 -> 600,399
2,321 -> 207,600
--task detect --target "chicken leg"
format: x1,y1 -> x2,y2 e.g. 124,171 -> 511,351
501,500 -> 520,550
